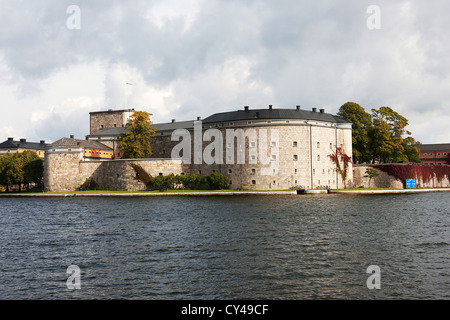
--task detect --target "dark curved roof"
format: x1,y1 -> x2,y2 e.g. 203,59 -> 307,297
202,107 -> 349,124
0,139 -> 47,150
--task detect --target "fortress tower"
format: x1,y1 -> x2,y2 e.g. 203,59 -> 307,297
89,109 -> 152,135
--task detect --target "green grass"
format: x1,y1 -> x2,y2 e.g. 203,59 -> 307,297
1,189 -> 294,195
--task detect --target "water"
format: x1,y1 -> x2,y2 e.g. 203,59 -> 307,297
0,193 -> 448,299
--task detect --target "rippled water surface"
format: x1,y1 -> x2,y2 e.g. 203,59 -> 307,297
0,193 -> 449,299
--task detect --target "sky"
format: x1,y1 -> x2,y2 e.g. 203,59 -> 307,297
0,0 -> 449,143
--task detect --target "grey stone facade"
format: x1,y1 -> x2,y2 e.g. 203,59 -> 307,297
44,106 -> 353,192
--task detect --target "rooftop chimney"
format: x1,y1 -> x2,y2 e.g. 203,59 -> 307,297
172,119 -> 176,123
312,108 -> 317,112
7,137 -> 13,141
197,116 -> 202,121
40,140 -> 45,145
320,109 -> 325,113
244,106 -> 249,111
296,105 -> 301,110
269,105 -> 273,110
70,135 -> 74,139
20,138 -> 26,143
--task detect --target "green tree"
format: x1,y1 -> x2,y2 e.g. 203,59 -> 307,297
119,111 -> 155,158
21,151 -> 44,190
364,167 -> 380,188
0,151 -> 43,191
337,102 -> 372,163
369,106 -> 417,163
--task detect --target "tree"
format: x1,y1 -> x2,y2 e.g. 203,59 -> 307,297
328,145 -> 352,188
0,151 -> 43,191
119,111 -> 155,158
337,102 -> 372,163
364,168 -> 380,188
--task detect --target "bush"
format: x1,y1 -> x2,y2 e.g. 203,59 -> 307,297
205,172 -> 230,190
79,179 -> 98,191
148,174 -> 175,191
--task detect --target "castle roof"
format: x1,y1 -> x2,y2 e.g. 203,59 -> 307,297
0,138 -> 48,151
51,137 -> 112,151
202,107 -> 350,124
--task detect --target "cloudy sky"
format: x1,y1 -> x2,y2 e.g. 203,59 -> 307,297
0,0 -> 449,143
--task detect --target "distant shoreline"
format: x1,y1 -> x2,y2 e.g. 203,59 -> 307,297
0,188 -> 449,197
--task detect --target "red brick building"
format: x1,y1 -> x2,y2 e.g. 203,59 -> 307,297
415,143 -> 450,165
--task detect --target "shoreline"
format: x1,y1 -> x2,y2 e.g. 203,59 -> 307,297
0,190 -> 298,197
0,188 -> 449,197
330,188 -> 450,194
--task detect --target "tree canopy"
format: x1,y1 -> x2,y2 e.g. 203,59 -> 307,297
338,102 -> 420,164
0,151 -> 44,191
119,111 -> 155,159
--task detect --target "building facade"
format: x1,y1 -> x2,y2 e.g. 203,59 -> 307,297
415,143 -> 450,165
44,105 -> 353,192
0,138 -> 48,158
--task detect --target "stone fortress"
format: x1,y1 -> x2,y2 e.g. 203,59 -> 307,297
43,106 -> 353,192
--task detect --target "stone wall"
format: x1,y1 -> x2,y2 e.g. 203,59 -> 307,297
150,122 -> 352,190
90,110 -> 139,135
44,149 -> 183,192
353,165 -> 450,189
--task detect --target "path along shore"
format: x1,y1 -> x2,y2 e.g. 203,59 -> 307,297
0,188 -> 449,197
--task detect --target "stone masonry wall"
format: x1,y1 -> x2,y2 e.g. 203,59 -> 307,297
150,122 -> 352,190
353,165 -> 450,189
44,149 -> 183,192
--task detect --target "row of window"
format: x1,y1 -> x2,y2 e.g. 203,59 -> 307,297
423,152 -> 448,156
226,168 -> 335,175
239,142 -> 341,148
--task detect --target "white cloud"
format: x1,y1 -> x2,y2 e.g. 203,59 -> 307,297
0,0 -> 449,144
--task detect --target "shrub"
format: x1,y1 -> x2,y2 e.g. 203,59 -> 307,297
205,172 -> 230,190
79,179 -> 98,191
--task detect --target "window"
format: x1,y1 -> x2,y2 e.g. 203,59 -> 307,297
159,173 -> 163,176
228,169 -> 232,174
251,169 -> 256,174
247,121 -> 252,124
271,155 -> 277,160
271,141 -> 277,147
329,143 -> 332,149
251,155 -> 256,161
250,142 -> 256,147
317,155 -> 320,161
430,153 -> 433,156
230,180 -> 232,185
295,169 -> 297,173
252,180 -> 256,185
267,121 -> 272,124
438,153 -> 441,156
293,155 -> 298,161
317,142 -> 320,148
293,141 -> 298,147
424,153 -> 427,156
295,180 -> 298,184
